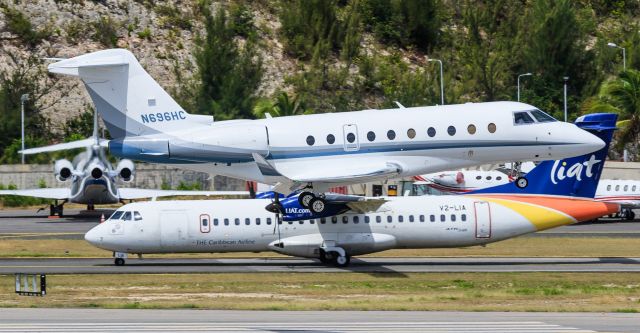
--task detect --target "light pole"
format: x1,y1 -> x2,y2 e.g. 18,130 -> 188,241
607,42 -> 626,71
517,73 -> 532,102
20,94 -> 29,164
427,58 -> 444,105
563,77 -> 569,122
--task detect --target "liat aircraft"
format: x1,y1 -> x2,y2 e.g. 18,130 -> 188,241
48,49 -> 605,214
84,114 -> 618,267
0,111 -> 246,216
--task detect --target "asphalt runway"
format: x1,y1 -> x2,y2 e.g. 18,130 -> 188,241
1,256 -> 639,274
0,309 -> 637,332
0,208 -> 639,239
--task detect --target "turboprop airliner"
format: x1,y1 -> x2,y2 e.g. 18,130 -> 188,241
48,49 -> 604,214
84,113 -> 618,267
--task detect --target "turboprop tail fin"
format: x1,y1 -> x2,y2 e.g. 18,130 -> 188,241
48,49 -> 211,139
470,113 -> 617,198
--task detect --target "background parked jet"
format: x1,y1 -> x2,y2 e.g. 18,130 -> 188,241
0,111 -> 247,216
48,49 -> 604,214
84,114 -> 618,267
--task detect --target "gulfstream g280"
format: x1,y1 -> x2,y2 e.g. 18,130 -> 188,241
49,49 -> 604,213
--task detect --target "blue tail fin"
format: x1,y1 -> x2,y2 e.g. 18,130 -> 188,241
470,113 -> 617,198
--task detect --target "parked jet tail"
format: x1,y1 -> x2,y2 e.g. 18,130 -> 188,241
47,49 -> 212,139
470,113 -> 617,198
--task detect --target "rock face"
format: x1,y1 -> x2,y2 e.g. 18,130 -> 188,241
0,0 -> 290,134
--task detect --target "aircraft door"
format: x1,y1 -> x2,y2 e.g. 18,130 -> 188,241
343,124 -> 359,151
160,211 -> 188,247
474,201 -> 492,238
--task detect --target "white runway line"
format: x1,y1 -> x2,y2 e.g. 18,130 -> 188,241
0,322 -> 596,332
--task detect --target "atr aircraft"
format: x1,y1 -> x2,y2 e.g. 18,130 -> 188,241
84,114 -> 618,267
48,49 -> 604,214
0,112 -> 246,216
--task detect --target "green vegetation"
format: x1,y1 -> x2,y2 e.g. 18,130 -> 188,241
194,4 -> 263,120
1,272 -> 638,311
1,0 -> 640,162
0,4 -> 50,46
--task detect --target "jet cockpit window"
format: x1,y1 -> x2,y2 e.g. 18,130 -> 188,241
513,111 -> 535,125
134,211 -> 142,221
530,109 -> 557,122
109,211 -> 124,220
122,211 -> 132,221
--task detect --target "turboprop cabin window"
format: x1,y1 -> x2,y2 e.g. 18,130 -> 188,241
224,218 -> 229,226
633,185 -> 637,191
376,216 -> 382,223
235,218 -> 240,225
513,111 -> 535,125
200,214 -> 211,233
332,216 -> 338,224
419,215 -> 425,222
109,211 -> 124,220
624,185 -> 629,191
266,217 -> 272,225
607,185 -> 611,191
122,212 -> 132,221
440,214 -> 446,222
461,214 -> 467,222
342,216 -> 348,224
530,109 -> 556,122
214,218 -> 219,226
364,216 -> 370,223
353,216 -> 360,224
398,215 -> 404,223
430,215 -> 435,222
134,211 -> 142,221
245,218 -> 250,225
616,185 -> 620,191
256,218 -> 261,225
451,214 -> 456,222
387,216 -> 393,223
409,215 -> 414,222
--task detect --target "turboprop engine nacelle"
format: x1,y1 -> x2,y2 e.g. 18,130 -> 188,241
54,159 -> 74,181
116,159 -> 135,182
268,233 -> 397,257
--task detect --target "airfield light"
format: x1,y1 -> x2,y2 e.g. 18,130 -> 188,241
427,58 -> 445,105
607,42 -> 626,71
563,77 -> 569,122
517,73 -> 533,102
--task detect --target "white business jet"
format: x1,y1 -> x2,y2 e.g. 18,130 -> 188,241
48,49 -> 603,214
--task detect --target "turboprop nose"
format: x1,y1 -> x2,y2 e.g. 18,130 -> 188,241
84,225 -> 103,246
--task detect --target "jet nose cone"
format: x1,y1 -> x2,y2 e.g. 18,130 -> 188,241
84,226 -> 102,246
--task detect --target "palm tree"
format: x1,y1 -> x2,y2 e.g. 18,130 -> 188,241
252,92 -> 309,118
583,69 -> 640,151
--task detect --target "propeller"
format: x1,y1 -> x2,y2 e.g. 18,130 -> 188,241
265,194 -> 283,247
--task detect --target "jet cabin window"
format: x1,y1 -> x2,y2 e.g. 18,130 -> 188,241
530,109 -> 557,122
513,111 -> 535,125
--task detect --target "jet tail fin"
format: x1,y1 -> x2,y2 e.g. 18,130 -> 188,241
469,113 -> 617,198
48,49 -> 212,139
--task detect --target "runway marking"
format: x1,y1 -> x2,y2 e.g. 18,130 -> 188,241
0,321 -> 596,332
0,232 -> 85,239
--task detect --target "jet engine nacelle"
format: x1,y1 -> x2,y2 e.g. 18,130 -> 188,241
54,159 -> 74,182
116,159 -> 135,182
88,165 -> 103,179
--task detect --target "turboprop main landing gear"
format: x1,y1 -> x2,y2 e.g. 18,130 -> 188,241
298,191 -> 327,214
319,245 -> 350,267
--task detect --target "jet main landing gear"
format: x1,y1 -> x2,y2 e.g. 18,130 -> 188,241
298,191 -> 327,214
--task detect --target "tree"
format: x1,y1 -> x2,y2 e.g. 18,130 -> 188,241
584,70 -> 640,151
252,92 -> 309,118
195,6 -> 263,120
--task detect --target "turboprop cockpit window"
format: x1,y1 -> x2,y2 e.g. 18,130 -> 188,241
109,211 -> 124,220
513,111 -> 535,125
134,211 -> 142,221
122,211 -> 132,221
530,109 -> 557,122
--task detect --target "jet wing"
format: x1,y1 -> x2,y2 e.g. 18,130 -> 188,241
0,188 -> 70,199
118,188 -> 249,200
252,153 -> 402,186
20,138 -> 108,154
596,198 -> 640,209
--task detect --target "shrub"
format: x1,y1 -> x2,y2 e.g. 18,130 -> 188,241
91,16 -> 119,47
0,5 -> 50,46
